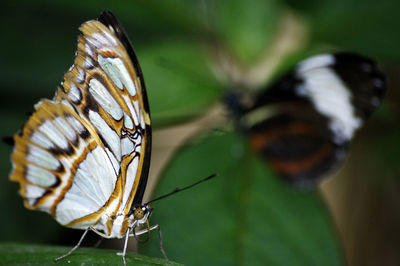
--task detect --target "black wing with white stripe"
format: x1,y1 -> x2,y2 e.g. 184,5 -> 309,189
235,53 -> 386,187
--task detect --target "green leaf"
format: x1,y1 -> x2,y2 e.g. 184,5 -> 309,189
138,39 -> 222,128
0,243 -> 181,266
141,132 -> 344,265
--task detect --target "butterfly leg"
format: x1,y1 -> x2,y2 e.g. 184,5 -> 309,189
54,228 -> 89,262
130,224 -> 168,260
117,228 -> 131,266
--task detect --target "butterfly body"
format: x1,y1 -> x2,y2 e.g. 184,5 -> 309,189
10,12 -> 152,239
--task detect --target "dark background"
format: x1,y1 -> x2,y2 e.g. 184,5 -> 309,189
1,1 -> 399,265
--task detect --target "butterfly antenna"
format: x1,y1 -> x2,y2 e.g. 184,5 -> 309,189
145,174 -> 217,205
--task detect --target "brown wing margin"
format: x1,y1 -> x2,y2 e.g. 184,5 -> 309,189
97,11 -> 152,206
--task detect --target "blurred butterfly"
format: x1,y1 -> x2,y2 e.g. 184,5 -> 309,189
228,53 -> 386,187
10,11 -> 157,265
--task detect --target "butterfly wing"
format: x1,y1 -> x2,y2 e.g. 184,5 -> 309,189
239,53 -> 386,186
10,12 -> 151,236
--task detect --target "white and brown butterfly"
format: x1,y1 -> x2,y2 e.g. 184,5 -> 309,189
10,11 -> 159,264
229,53 -> 387,187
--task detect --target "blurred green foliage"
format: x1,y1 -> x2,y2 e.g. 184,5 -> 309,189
284,0 -> 400,60
1,0 -> 399,265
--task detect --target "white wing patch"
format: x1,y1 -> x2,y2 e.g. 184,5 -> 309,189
120,156 -> 139,211
68,84 -> 82,103
121,137 -> 134,157
88,110 -> 121,160
76,68 -> 85,83
104,147 -> 120,174
84,57 -> 95,69
85,43 -> 94,57
56,146 -> 117,225
38,120 -> 69,150
89,78 -> 123,120
31,131 -> 55,150
296,61 -> 362,144
97,55 -> 137,96
26,144 -> 60,170
123,112 -> 134,130
123,94 -> 140,127
52,117 -> 77,143
91,32 -> 117,47
25,185 -> 47,204
297,54 -> 335,72
66,115 -> 86,135
25,164 -> 57,187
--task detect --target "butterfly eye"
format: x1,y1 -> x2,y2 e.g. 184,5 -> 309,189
134,207 -> 145,219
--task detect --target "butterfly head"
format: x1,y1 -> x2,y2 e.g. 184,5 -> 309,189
129,204 -> 153,228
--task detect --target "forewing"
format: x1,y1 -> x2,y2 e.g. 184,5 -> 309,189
55,12 -> 152,214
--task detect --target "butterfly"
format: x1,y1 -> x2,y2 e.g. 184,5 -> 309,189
10,11 -> 160,264
228,53 -> 386,187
